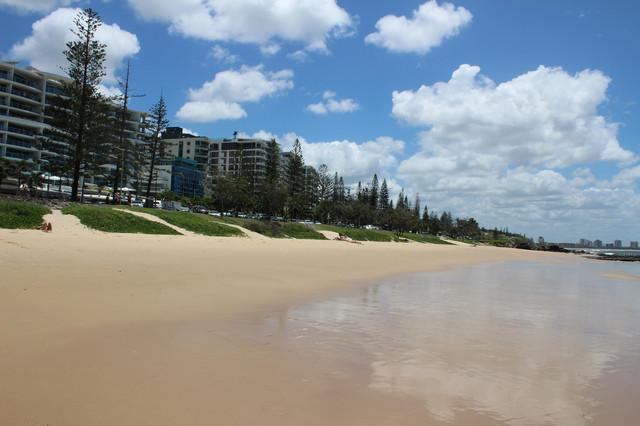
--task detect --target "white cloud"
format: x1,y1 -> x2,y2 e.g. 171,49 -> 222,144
393,64 -> 634,168
210,44 -> 238,64
127,0 -> 353,52
260,43 -> 281,56
306,91 -> 359,115
176,65 -> 294,123
97,84 -> 123,99
0,0 -> 78,14
244,131 -> 404,183
287,50 -> 309,62
365,0 -> 472,55
9,8 -> 140,84
392,64 -> 639,241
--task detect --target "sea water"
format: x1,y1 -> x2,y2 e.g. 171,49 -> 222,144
254,260 -> 640,425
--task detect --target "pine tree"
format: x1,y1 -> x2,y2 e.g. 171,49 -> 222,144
57,8 -> 107,201
144,93 -> 169,205
111,60 -> 132,203
370,174 -> 379,209
265,139 -> 280,185
379,178 -> 389,209
413,193 -> 421,218
287,138 -> 304,196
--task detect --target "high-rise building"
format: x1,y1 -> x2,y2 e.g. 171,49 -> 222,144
593,240 -> 603,248
162,127 -> 211,174
0,62 -> 146,185
207,136 -> 271,197
614,240 -> 622,248
630,241 -> 639,249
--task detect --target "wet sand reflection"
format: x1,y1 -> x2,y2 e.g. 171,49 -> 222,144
256,261 -> 640,425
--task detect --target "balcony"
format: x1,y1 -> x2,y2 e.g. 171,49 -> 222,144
4,149 -> 34,160
0,70 -> 8,80
11,88 -> 41,102
13,74 -> 39,89
7,125 -> 36,137
5,137 -> 35,149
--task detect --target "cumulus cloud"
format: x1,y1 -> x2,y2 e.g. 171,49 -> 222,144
242,131 -> 404,183
306,91 -> 359,115
393,64 -> 634,168
0,0 -> 78,14
392,64 -> 639,241
176,65 -> 294,123
365,0 -> 472,55
127,0 -> 353,53
210,44 -> 238,64
9,8 -> 140,84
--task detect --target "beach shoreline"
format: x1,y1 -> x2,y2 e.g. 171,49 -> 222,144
0,223 -> 580,425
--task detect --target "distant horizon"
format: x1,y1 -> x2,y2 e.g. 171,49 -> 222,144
1,0 -> 638,242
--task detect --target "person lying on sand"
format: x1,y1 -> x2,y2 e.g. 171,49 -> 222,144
335,233 -> 362,244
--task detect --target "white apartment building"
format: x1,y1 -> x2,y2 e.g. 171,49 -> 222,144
0,61 -> 146,184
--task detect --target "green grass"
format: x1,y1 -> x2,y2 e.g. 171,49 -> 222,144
62,205 -> 180,234
280,222 -> 326,240
315,224 -> 451,244
207,215 -> 325,239
130,208 -> 244,237
0,199 -> 51,229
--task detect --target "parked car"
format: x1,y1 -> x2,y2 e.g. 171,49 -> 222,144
163,201 -> 189,212
208,211 -> 222,217
130,200 -> 144,208
191,205 -> 208,214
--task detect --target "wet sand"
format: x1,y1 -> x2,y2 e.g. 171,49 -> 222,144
0,213 -> 628,425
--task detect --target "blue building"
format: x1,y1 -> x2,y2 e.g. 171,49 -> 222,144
171,158 -> 203,198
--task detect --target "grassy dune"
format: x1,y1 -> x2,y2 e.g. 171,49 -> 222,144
130,208 -> 244,237
63,205 -> 180,235
0,199 -> 51,229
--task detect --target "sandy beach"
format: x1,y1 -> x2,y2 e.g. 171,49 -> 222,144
1,212 -> 576,425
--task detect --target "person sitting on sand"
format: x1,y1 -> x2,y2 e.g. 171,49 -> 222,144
40,221 -> 52,232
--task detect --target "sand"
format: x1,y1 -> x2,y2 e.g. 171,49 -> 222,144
0,211 -> 571,425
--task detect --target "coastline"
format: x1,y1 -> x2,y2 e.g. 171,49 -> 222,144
1,223 -> 578,425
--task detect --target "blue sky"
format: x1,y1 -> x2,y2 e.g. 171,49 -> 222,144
1,0 -> 639,242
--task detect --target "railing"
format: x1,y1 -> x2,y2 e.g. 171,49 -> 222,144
0,85 -> 7,92
7,125 -> 35,136
45,85 -> 65,95
11,88 -> 41,102
4,150 -> 33,160
5,137 -> 34,149
13,74 -> 38,88
0,71 -> 8,80
10,101 -> 35,113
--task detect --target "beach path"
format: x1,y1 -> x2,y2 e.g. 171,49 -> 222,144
43,209 -> 91,236
114,208 -> 195,236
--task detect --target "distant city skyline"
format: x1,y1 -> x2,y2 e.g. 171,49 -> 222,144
1,0 -> 638,241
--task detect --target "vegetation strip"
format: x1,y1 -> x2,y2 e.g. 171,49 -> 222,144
62,205 -> 180,235
0,199 -> 51,229
128,208 -> 244,237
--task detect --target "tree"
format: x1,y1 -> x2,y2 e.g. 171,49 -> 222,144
413,193 -> 421,218
317,164 -> 333,201
111,61 -> 136,203
59,8 -> 108,201
379,178 -> 389,210
144,93 -> 169,206
287,138 -> 304,196
370,174 -> 379,209
0,158 -> 12,191
286,138 -> 306,218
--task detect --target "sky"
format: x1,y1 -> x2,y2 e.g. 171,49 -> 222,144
1,0 -> 639,243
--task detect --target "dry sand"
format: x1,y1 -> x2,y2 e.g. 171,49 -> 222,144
0,211 -> 571,425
